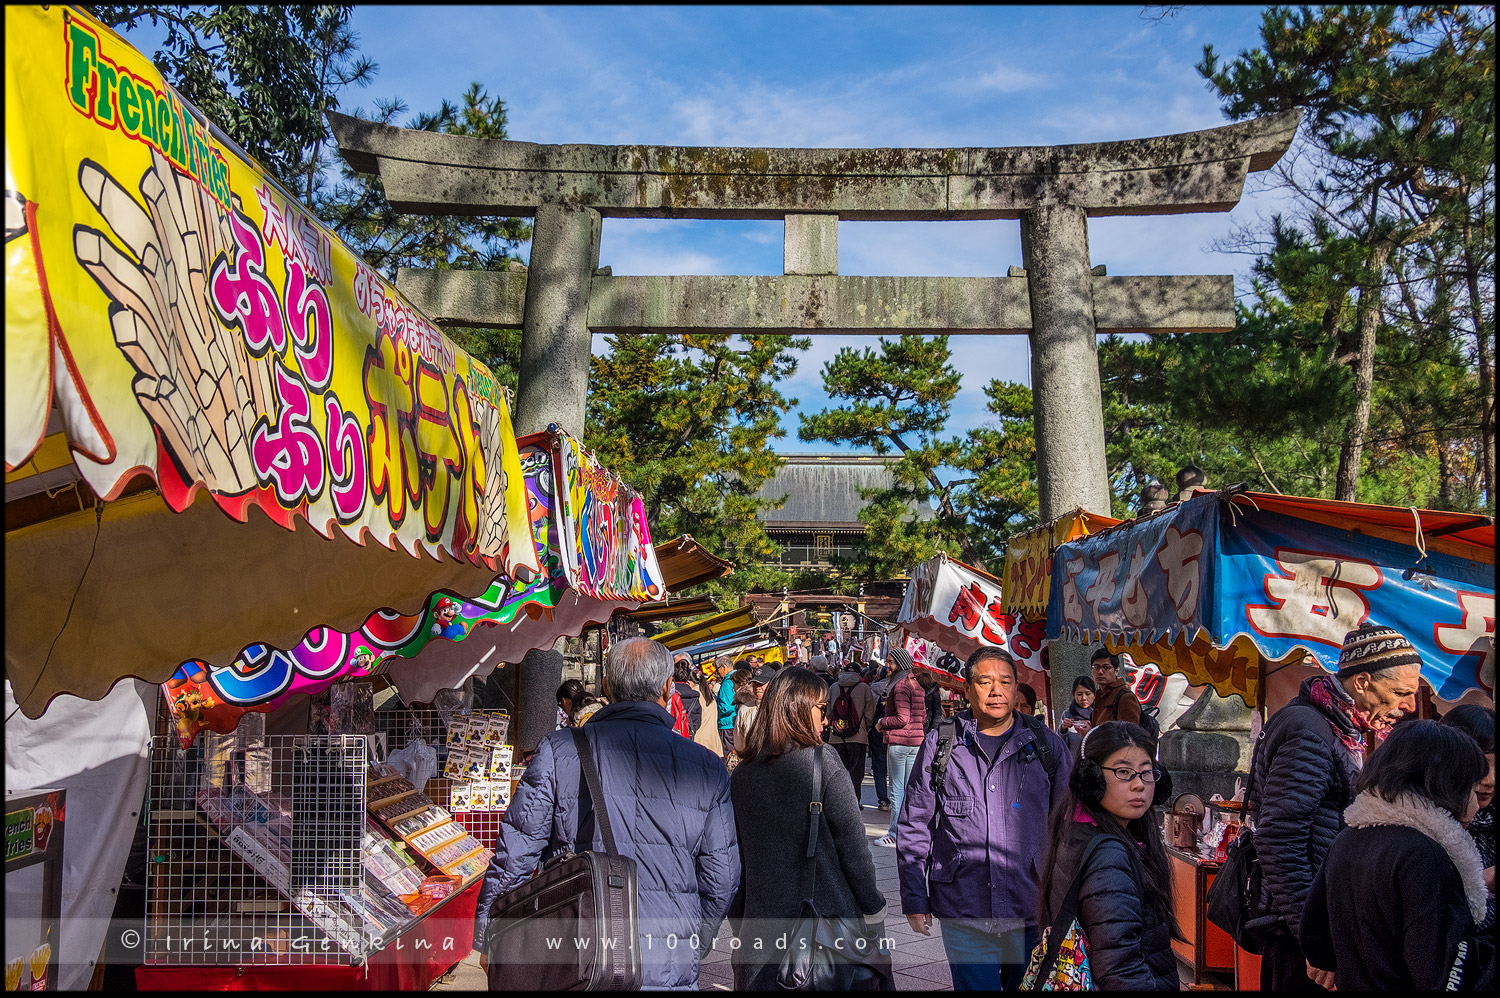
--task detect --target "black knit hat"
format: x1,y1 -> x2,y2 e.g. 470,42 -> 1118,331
1336,622 -> 1422,679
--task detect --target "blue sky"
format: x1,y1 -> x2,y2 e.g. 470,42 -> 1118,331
129,5 -> 1299,454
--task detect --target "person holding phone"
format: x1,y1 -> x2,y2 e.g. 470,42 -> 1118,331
1059,676 -> 1097,755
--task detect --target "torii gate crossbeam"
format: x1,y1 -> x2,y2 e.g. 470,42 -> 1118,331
327,109 -> 1299,522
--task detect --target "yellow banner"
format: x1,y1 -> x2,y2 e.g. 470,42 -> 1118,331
4,6 -> 537,576
1002,509 -> 1120,619
1100,630 -> 1300,707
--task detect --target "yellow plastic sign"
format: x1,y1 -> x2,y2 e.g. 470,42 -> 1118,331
4,6 -> 537,577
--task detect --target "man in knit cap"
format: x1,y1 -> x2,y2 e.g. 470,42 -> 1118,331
1246,622 -> 1424,991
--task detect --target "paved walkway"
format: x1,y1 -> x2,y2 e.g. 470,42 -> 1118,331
432,776 -> 949,991
430,767 -> 1222,991
696,780 -> 951,991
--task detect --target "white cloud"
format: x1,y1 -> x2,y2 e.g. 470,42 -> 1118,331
973,63 -> 1051,94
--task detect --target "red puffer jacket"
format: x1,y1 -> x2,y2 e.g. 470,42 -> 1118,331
876,674 -> 926,746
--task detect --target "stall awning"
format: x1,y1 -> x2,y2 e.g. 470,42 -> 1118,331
656,605 -> 759,650
654,535 -> 734,593
1002,508 -> 1122,618
897,554 -> 1049,702
1048,489 -> 1495,705
618,596 -> 722,624
163,430 -> 668,742
5,6 -> 550,717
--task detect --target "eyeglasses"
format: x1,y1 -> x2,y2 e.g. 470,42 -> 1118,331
1104,766 -> 1161,784
815,703 -> 828,714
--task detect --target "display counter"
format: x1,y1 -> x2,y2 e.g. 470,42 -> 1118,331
135,877 -> 480,990
1165,844 -> 1235,986
137,702 -> 504,985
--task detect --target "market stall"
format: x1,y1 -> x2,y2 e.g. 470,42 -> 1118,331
159,428 -> 669,744
131,432 -> 671,988
896,553 -> 1053,706
2,6 -> 635,986
5,4 -> 541,718
1047,487 -> 1494,988
1046,488 -> 1494,710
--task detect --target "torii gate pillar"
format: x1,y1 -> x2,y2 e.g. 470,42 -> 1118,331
1022,204 -> 1111,519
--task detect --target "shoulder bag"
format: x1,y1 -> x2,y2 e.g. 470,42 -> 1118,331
485,728 -> 642,990
1019,835 -> 1109,991
1204,730 -> 1277,954
776,745 -> 893,991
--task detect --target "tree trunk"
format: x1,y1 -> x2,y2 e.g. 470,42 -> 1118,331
1462,216 -> 1495,509
1335,238 -> 1392,502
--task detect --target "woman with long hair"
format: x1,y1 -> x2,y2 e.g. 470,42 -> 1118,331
727,667 -> 888,990
1300,719 -> 1490,990
1036,720 -> 1181,990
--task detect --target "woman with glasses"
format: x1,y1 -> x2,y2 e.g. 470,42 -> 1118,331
1036,720 -> 1182,990
726,666 -> 889,990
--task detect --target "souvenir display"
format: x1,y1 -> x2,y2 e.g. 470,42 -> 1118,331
371,792 -> 432,824
446,715 -> 470,746
408,822 -> 466,855
443,745 -> 469,781
429,835 -> 484,869
447,852 -> 491,882
368,776 -> 417,806
388,807 -> 448,839
488,744 -> 514,780
368,762 -> 404,784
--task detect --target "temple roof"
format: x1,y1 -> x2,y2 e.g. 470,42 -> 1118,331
755,454 -> 935,529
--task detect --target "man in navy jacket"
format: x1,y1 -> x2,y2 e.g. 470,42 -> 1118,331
473,638 -> 740,989
896,647 -> 1072,991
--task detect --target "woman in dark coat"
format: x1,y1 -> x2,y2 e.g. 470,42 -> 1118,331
728,667 -> 888,990
1038,721 -> 1181,990
1440,704 -> 1495,932
1301,720 -> 1491,991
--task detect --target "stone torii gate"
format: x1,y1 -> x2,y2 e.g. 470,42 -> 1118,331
329,109 -> 1297,742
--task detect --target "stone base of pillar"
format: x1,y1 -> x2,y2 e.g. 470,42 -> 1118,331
1160,689 -> 1254,804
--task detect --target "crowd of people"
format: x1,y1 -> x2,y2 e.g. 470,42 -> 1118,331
472,621 -> 1494,991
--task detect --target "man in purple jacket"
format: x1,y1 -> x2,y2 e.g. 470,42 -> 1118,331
895,647 -> 1073,991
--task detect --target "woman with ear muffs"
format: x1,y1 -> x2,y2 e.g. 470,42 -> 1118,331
1034,721 -> 1183,990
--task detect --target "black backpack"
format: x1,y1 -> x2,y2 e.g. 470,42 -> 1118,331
1139,703 -> 1161,742
929,712 -> 1058,800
